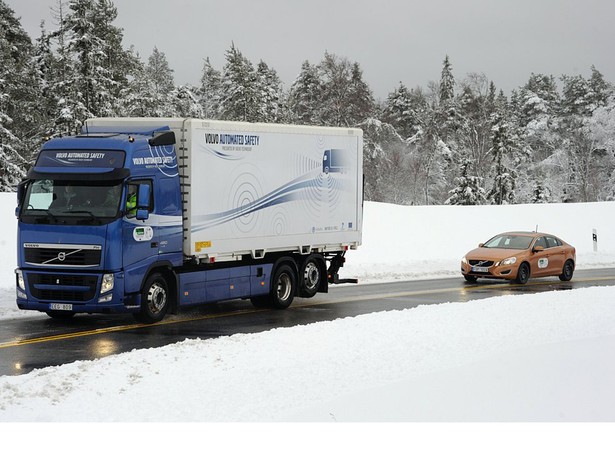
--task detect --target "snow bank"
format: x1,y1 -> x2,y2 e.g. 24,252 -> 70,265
1,286 -> 614,422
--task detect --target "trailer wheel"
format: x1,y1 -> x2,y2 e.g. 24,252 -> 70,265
299,255 -> 323,298
134,273 -> 170,323
271,264 -> 296,309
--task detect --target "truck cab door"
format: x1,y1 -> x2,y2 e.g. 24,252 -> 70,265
122,179 -> 157,282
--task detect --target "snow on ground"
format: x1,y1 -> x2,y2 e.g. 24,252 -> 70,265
1,194 -> 615,448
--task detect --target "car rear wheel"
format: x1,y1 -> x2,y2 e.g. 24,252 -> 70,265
515,263 -> 530,284
559,260 -> 574,281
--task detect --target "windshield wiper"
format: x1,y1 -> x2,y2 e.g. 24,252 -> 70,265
65,209 -> 97,220
26,208 -> 59,223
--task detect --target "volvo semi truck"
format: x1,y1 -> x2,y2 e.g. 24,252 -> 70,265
15,118 -> 363,322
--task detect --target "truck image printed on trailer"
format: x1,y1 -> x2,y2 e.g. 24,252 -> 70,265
322,149 -> 349,174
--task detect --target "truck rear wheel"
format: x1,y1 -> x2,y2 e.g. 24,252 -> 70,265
135,273 -> 170,323
299,255 -> 323,298
271,264 -> 296,309
251,263 -> 297,310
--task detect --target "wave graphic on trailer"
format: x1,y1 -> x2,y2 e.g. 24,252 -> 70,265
190,171 -> 329,233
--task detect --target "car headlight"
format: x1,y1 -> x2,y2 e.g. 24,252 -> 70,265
101,273 -> 114,294
16,269 -> 25,290
461,256 -> 468,264
499,257 -> 517,266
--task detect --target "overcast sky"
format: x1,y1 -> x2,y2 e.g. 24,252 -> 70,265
6,0 -> 615,99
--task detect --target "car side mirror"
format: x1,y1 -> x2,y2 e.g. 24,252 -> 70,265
478,243 -> 484,248
532,245 -> 544,253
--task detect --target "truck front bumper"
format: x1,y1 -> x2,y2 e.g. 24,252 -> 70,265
15,269 -> 139,315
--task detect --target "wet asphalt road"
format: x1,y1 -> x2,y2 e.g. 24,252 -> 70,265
1,268 -> 614,376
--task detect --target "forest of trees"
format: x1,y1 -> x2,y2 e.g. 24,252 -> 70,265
2,0 -> 615,204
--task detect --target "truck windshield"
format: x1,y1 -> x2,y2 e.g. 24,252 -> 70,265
20,179 -> 123,224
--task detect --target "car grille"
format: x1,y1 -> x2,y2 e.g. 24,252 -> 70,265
469,260 -> 494,267
24,244 -> 101,267
27,273 -> 98,302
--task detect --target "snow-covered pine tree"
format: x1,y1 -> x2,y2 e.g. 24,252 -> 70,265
346,62 -> 374,126
561,74 -> 592,117
287,60 -> 323,125
219,43 -> 257,122
170,85 -> 203,118
0,0 -> 42,188
381,82 -> 416,139
588,66 -> 613,110
487,115 -> 517,204
445,157 -> 486,205
318,52 -> 373,127
145,47 -> 175,116
439,55 -> 455,104
531,179 -> 551,203
357,118 -> 408,203
254,60 -> 283,123
199,57 -> 222,119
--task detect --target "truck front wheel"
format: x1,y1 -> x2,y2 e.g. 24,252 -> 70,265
135,273 -> 170,323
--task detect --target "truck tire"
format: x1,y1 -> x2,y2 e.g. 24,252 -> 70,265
271,264 -> 296,309
134,273 -> 170,323
250,263 -> 297,309
299,255 -> 323,298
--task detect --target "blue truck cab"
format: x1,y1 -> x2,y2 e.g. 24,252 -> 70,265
15,126 -> 185,322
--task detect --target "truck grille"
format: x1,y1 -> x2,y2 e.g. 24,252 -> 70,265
24,243 -> 101,267
27,273 -> 98,302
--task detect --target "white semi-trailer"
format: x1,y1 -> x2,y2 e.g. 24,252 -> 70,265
16,118 -> 363,322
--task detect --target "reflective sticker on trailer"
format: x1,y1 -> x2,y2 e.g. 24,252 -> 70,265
195,241 -> 212,252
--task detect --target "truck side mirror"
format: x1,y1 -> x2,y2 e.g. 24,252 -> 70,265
136,183 -> 151,221
136,209 -> 149,221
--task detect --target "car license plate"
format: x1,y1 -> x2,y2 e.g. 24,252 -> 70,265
471,266 -> 489,273
50,303 -> 73,311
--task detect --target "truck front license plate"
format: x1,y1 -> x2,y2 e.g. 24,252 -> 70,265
50,303 -> 73,311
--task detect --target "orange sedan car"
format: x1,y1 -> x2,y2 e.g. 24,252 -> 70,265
461,231 -> 576,284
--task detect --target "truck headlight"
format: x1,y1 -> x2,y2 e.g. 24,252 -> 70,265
101,273 -> 114,294
16,269 -> 25,290
499,257 -> 517,266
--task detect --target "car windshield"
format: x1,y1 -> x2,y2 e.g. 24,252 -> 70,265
483,234 -> 533,250
21,179 -> 123,224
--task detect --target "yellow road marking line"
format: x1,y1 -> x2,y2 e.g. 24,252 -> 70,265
2,276 -> 614,349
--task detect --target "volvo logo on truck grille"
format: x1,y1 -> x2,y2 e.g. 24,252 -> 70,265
24,243 -> 102,267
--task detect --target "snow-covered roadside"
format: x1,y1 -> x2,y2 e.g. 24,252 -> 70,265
1,286 -> 614,422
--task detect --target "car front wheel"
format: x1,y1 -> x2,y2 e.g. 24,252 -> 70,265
515,263 -> 530,284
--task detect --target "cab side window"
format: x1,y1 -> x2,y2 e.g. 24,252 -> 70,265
125,180 -> 153,218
